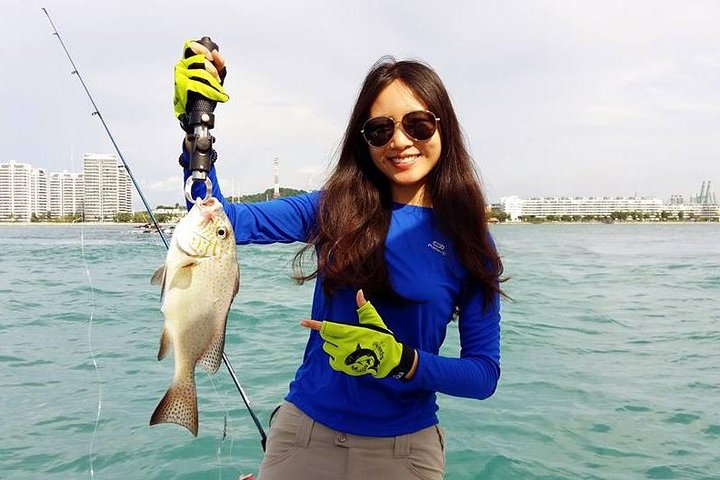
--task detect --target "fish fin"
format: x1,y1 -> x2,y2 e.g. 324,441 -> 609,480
168,264 -> 195,290
149,372 -> 198,436
151,265 -> 166,285
199,315 -> 227,374
151,265 -> 168,302
233,267 -> 240,297
157,327 -> 172,361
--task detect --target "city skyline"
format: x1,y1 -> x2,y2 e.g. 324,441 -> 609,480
3,156 -> 717,224
0,155 -> 132,221
1,156 -> 716,209
5,1 -> 719,208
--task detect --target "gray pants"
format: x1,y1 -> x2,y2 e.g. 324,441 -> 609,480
258,402 -> 445,480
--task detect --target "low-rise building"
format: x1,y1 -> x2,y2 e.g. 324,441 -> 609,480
153,204 -> 187,222
497,182 -> 719,222
498,195 -> 664,221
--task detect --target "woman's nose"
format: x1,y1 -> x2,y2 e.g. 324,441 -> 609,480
388,122 -> 414,148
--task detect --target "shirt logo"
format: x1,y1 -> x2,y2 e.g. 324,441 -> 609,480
428,240 -> 447,256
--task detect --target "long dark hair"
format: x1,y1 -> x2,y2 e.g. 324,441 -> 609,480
294,56 -> 504,306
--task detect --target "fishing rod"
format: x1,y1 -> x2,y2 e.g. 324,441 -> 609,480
41,8 -> 167,248
42,8 -> 267,451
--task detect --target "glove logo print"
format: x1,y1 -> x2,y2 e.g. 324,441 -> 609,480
319,300 -> 412,379
344,342 -> 385,374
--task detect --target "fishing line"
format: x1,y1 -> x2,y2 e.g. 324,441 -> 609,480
70,124 -> 101,478
80,226 -> 101,479
206,366 -> 237,477
41,7 -> 267,451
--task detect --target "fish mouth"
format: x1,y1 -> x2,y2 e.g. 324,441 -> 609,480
201,197 -> 219,208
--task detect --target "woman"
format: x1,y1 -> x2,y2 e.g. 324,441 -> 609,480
176,40 -> 504,480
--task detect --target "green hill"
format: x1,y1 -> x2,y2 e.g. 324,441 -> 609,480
226,187 -> 308,203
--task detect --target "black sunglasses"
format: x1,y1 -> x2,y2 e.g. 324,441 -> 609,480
361,110 -> 440,148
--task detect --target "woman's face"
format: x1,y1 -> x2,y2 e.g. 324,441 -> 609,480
366,80 -> 441,206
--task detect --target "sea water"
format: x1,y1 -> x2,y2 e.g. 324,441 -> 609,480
1,223 -> 718,480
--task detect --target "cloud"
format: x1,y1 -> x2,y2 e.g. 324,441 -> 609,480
5,0 -> 720,205
142,176 -> 183,192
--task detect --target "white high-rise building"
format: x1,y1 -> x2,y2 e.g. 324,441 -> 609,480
118,166 -> 132,214
0,161 -> 34,222
82,153 -> 132,221
1,155 -> 130,222
30,167 -> 50,218
49,171 -> 84,219
1,161 -> 86,221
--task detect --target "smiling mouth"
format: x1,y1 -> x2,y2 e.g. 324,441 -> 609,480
388,154 -> 420,165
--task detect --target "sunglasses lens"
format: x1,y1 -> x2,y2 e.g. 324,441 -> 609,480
402,111 -> 437,141
363,117 -> 395,147
362,111 -> 438,147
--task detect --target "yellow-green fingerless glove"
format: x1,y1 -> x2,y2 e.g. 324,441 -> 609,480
319,301 -> 415,380
173,39 -> 229,119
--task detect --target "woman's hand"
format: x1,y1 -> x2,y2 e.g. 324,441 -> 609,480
173,39 -> 229,121
301,290 -> 418,380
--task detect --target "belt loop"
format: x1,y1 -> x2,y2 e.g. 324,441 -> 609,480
294,409 -> 314,448
393,433 -> 410,458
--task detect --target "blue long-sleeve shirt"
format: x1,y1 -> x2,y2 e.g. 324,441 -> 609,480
185,165 -> 501,436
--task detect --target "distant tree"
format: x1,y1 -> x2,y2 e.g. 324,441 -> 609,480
114,212 -> 134,223
60,213 -> 82,223
518,215 -> 544,224
489,208 -> 509,222
678,210 -> 684,221
228,187 -> 308,203
133,211 -> 150,223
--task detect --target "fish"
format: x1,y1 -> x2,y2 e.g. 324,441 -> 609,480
149,197 -> 239,436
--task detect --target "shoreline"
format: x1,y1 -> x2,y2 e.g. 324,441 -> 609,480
491,221 -> 719,226
0,222 -> 171,227
1,220 -> 717,227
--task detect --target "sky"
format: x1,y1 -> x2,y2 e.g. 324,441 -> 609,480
3,0 -> 720,208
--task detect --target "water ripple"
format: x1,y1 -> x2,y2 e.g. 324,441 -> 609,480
2,224 -> 719,479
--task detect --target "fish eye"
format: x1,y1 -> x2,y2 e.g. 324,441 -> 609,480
216,227 -> 227,239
